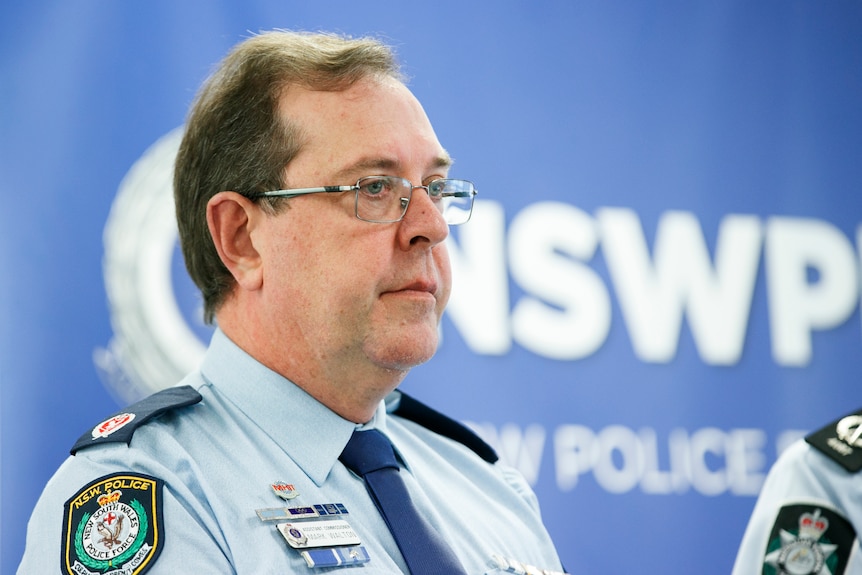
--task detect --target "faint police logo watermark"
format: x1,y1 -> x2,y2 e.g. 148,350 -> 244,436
94,128 -> 208,403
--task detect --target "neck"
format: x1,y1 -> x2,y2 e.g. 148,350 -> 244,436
216,307 -> 406,424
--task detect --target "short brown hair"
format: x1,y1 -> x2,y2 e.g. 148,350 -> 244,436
174,30 -> 401,323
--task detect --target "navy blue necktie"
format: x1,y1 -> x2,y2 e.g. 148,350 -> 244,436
339,429 -> 468,575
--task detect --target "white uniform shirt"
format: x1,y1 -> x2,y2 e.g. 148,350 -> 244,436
732,415 -> 862,575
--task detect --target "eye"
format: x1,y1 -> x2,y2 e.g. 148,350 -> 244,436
426,179 -> 450,201
358,177 -> 397,198
363,179 -> 386,195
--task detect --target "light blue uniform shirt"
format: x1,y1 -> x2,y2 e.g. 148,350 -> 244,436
19,329 -> 563,574
732,438 -> 862,575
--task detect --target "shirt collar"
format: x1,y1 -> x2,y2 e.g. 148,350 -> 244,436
199,329 -> 394,486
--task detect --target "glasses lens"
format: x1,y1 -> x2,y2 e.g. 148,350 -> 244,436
355,176 -> 411,223
436,180 -> 476,225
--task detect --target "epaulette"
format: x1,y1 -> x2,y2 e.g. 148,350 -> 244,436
392,391 -> 498,464
805,407 -> 862,472
71,386 -> 202,455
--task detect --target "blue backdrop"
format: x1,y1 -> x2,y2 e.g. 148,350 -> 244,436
3,2 -> 861,573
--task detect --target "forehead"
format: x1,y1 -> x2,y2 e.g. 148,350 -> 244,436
278,76 -> 450,181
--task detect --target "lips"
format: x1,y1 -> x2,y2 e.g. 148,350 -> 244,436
397,279 -> 437,295
381,278 -> 439,301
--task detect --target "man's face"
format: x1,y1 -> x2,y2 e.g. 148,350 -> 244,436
254,75 -> 453,380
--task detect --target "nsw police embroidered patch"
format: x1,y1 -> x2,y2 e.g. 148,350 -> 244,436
62,473 -> 164,575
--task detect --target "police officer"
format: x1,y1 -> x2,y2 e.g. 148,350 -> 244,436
732,408 -> 862,574
18,31 -> 565,574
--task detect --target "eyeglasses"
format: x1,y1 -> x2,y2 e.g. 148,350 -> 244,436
249,176 -> 477,225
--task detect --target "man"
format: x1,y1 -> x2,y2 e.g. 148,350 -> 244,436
19,31 -> 565,574
731,408 -> 862,574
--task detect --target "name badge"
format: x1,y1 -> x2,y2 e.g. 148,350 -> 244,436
277,520 -> 361,549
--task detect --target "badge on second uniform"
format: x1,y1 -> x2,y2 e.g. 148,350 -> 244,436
762,504 -> 856,575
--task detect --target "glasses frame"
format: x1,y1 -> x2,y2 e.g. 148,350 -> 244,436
248,175 -> 477,225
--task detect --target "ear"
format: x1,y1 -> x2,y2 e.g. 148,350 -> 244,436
206,191 -> 264,291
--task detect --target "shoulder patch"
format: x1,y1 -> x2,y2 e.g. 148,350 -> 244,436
71,386 -> 202,455
805,407 -> 862,472
62,472 -> 164,575
761,504 -> 856,575
392,391 -> 498,463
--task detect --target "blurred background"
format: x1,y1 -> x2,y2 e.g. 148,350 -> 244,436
2,2 -> 861,573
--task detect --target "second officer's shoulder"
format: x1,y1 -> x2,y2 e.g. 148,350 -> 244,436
804,406 -> 862,473
70,385 -> 202,455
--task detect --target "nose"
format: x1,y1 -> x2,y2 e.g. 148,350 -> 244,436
397,185 -> 449,248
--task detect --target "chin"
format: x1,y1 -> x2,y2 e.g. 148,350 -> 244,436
364,318 -> 442,368
367,337 -> 439,372
380,346 -> 438,371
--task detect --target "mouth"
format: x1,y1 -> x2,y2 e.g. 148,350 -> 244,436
382,279 -> 438,301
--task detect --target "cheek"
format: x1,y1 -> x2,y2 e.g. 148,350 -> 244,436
261,218 -> 347,302
297,234 -> 382,310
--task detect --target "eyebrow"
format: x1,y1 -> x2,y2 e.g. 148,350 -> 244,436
333,152 -> 453,181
